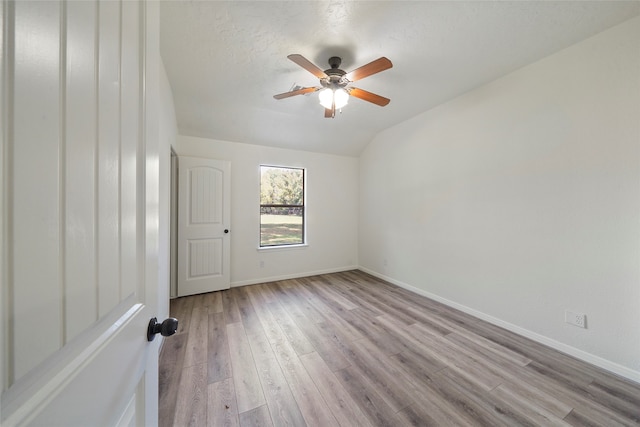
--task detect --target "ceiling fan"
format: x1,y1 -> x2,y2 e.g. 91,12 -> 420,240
274,54 -> 393,118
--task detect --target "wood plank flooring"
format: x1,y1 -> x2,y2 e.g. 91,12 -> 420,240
159,270 -> 640,426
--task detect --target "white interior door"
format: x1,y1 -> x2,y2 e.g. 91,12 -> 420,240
1,1 -> 161,425
177,156 -> 231,296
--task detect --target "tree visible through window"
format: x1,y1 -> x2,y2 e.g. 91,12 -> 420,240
260,166 -> 305,246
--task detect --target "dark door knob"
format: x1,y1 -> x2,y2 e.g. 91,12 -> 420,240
147,317 -> 178,341
224,229 -> 229,233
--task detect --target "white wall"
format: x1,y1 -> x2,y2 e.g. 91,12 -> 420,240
158,59 -> 177,319
174,136 -> 359,287
359,16 -> 640,381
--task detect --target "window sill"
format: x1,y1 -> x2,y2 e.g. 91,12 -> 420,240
257,244 -> 308,252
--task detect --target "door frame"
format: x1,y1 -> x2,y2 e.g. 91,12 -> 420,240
170,148 -> 178,298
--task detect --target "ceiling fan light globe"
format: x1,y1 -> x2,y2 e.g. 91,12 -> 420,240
334,88 -> 349,109
318,88 -> 334,109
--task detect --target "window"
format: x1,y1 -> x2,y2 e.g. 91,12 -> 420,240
260,165 -> 305,247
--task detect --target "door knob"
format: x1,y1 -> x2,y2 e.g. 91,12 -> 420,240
224,229 -> 229,233
147,317 -> 178,341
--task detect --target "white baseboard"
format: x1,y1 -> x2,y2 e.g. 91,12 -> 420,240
358,266 -> 640,385
230,265 -> 359,288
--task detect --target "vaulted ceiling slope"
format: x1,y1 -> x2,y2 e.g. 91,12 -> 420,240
160,1 -> 640,157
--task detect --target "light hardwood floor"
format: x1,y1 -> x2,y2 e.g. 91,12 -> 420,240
159,270 -> 640,426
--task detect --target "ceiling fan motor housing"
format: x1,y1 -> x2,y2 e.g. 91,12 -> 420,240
322,56 -> 348,89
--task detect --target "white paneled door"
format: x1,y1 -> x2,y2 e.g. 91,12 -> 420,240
177,156 -> 231,296
1,1 -> 161,425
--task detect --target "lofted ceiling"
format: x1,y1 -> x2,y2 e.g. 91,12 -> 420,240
160,1 -> 640,157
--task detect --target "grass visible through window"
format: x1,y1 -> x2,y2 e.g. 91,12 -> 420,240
260,214 -> 303,246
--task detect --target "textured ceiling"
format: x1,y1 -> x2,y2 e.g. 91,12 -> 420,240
160,1 -> 640,156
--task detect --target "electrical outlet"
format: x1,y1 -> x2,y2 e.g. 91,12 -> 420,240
565,310 -> 586,328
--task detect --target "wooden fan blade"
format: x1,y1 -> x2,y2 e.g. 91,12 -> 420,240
324,107 -> 334,118
349,87 -> 390,106
273,87 -> 319,100
287,54 -> 327,79
345,57 -> 392,82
